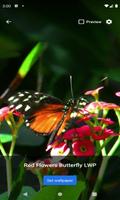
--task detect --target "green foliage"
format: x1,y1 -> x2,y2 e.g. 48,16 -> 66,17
18,42 -> 46,78
8,159 -> 25,200
0,186 -> 36,200
31,180 -> 86,200
0,133 -> 12,143
0,192 -> 8,200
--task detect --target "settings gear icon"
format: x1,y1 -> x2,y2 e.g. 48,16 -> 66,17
106,19 -> 112,25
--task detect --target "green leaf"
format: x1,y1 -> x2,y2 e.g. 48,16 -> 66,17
18,42 -> 46,78
31,180 -> 86,200
0,186 -> 36,200
8,158 -> 25,200
0,191 -> 8,200
0,133 -> 12,143
17,186 -> 36,200
0,42 -> 46,99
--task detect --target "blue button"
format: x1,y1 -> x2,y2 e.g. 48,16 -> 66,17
43,175 -> 77,186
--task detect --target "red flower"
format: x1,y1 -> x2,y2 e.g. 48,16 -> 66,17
72,140 -> 94,156
92,126 -> 116,140
77,125 -> 91,138
98,118 -> 114,125
63,128 -> 79,140
77,113 -> 96,121
63,125 -> 116,141
63,125 -> 91,140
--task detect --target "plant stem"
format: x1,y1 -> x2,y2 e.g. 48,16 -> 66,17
35,170 -> 43,190
0,142 -> 7,156
9,116 -> 24,156
108,136 -> 120,156
9,135 -> 17,156
81,168 -> 93,200
81,157 -> 96,200
99,140 -> 106,156
5,156 -> 12,196
89,156 -> 109,200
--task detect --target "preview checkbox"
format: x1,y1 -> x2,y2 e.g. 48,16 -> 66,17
78,19 -> 85,25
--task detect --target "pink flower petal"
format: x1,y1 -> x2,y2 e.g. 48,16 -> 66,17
85,87 -> 104,97
115,91 -> 120,97
50,142 -> 70,156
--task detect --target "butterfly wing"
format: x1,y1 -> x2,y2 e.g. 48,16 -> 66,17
7,91 -> 68,135
28,103 -> 65,135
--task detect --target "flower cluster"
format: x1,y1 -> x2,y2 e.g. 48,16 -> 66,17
0,87 -> 120,158
47,87 -> 120,157
0,106 -> 22,122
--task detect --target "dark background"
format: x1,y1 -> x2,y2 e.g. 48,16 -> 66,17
0,0 -> 120,100
0,0 -> 120,199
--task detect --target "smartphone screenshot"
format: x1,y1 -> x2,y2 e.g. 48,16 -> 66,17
0,1 -> 120,200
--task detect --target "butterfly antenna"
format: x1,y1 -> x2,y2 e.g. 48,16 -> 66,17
100,76 -> 108,82
99,76 -> 109,87
70,75 -> 74,100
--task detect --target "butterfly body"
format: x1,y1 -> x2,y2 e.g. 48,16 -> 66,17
7,91 -> 88,141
